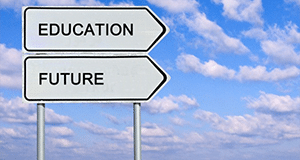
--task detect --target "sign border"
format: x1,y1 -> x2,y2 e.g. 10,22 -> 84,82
23,55 -> 169,103
23,6 -> 168,53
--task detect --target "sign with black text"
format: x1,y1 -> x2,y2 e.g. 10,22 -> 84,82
22,6 -> 169,53
22,55 -> 170,103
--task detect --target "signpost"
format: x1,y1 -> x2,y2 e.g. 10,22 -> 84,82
23,55 -> 169,103
23,6 -> 168,53
22,6 -> 170,160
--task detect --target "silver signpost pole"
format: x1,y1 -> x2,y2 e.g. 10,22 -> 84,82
37,103 -> 45,160
133,103 -> 141,160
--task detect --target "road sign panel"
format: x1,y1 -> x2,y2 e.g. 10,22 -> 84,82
22,6 -> 169,53
23,55 -> 170,103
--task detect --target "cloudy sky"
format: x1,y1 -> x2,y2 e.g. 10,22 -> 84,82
1,0 -> 300,159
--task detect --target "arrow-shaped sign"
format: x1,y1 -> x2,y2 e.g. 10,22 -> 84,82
23,6 -> 169,53
23,55 -> 170,103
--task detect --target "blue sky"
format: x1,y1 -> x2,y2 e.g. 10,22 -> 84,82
1,0 -> 300,159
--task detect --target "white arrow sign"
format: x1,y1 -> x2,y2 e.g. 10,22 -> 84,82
22,6 -> 169,53
23,55 -> 170,103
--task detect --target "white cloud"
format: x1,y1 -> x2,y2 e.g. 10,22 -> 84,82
109,1 -> 134,6
177,53 -> 300,81
194,109 -> 300,139
147,0 -> 199,13
0,0 -> 33,10
261,40 -> 300,65
144,97 -> 179,114
0,44 -> 22,89
279,23 -> 300,44
201,132 -> 278,147
76,121 -> 173,139
0,44 -> 21,71
262,23 -> 300,65
244,23 -> 300,65
75,121 -> 119,135
102,112 -> 120,125
0,0 -> 104,9
245,91 -> 300,113
162,17 -> 175,28
285,0 -> 300,6
213,0 -> 263,25
50,138 -> 80,148
242,27 -> 268,40
174,95 -> 199,107
47,126 -> 75,137
89,141 -> 129,153
0,126 -> 35,139
36,0 -> 77,5
75,121 -> 133,142
45,108 -> 73,124
176,53 -> 203,73
176,53 -> 236,79
140,123 -> 184,150
148,0 -> 249,54
236,65 -> 300,81
142,122 -> 173,137
200,60 -> 236,79
184,132 -> 205,144
76,120 -> 183,150
170,116 -> 188,126
0,73 -> 21,89
181,12 -> 249,54
144,94 -> 199,114
112,127 -> 132,141
0,96 -> 72,124
194,110 -> 223,124
78,0 -> 104,6
0,96 -> 36,123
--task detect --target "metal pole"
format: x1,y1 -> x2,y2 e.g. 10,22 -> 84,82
133,103 -> 141,160
37,103 -> 45,160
